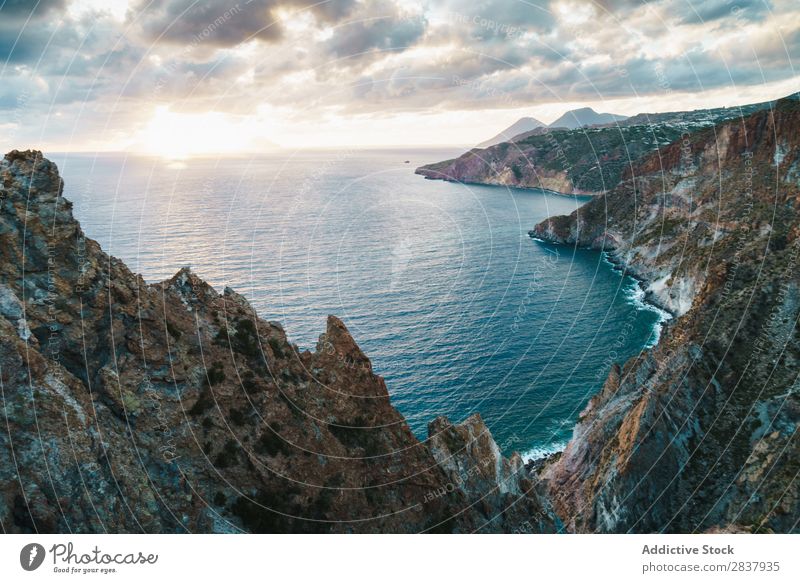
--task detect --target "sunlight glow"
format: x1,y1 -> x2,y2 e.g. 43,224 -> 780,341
68,0 -> 129,21
133,107 -> 275,159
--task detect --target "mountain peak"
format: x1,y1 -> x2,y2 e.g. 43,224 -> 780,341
549,107 -> 628,129
476,116 -> 546,148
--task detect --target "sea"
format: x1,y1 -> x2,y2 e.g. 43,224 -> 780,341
50,148 -> 668,460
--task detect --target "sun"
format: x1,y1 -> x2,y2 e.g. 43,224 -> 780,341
134,106 -> 257,159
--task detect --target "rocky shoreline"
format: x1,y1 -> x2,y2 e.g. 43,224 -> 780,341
418,169 -> 602,197
531,94 -> 800,533
529,232 -> 678,320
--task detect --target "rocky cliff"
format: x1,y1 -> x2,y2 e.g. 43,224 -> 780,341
417,123 -> 698,195
416,97 -> 779,196
0,150 -> 554,533
531,94 -> 800,533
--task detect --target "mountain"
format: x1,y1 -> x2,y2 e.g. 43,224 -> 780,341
530,94 -> 800,533
476,116 -> 546,148
0,150 -> 554,533
416,96 -> 783,195
549,107 -> 628,129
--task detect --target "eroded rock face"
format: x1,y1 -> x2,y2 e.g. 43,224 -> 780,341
534,96 -> 800,533
425,414 -> 554,533
0,150 -> 554,533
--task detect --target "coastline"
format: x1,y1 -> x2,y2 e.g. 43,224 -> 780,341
600,247 -> 678,320
517,241 -> 673,468
529,232 -> 678,319
416,172 -> 604,197
407,170 -> 676,471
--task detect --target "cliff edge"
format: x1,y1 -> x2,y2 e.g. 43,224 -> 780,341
0,150 -> 554,533
531,95 -> 800,533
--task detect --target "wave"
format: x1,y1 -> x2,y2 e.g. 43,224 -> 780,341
520,439 -> 569,463
618,270 -> 672,348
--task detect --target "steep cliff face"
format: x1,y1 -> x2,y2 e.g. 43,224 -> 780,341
532,95 -> 800,533
0,150 -> 554,533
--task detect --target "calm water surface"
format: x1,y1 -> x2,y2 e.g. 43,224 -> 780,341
51,149 -> 664,458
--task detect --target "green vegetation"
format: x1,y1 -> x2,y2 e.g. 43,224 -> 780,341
189,388 -> 215,416
206,361 -> 225,385
230,484 -> 302,532
255,426 -> 289,457
240,370 -> 260,394
233,319 -> 260,358
328,416 -> 384,456
515,124 -> 683,193
268,336 -> 285,358
165,320 -> 182,340
214,439 -> 240,469
229,407 -> 248,426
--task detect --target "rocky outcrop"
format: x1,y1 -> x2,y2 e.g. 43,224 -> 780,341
532,95 -> 800,533
0,150 -> 554,533
6,92 -> 798,534
425,415 -> 554,532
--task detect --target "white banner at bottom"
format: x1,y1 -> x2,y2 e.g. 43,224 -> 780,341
1,534 -> 797,582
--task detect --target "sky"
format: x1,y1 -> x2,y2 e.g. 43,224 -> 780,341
0,0 -> 798,156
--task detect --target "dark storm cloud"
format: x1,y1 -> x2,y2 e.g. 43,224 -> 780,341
128,0 -> 359,47
311,0 -> 359,22
129,0 -> 284,45
589,0 -> 655,13
0,26 -> 54,63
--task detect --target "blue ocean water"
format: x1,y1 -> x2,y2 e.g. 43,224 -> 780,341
51,149 -> 665,459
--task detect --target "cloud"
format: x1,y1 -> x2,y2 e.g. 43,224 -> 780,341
446,0 -> 555,37
675,0 -> 772,25
0,0 -> 68,20
323,2 -> 426,60
127,0 -> 359,47
0,0 -> 72,63
0,0 -> 798,150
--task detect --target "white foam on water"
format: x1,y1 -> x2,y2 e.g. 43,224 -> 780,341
620,274 -> 672,348
521,440 -> 569,463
